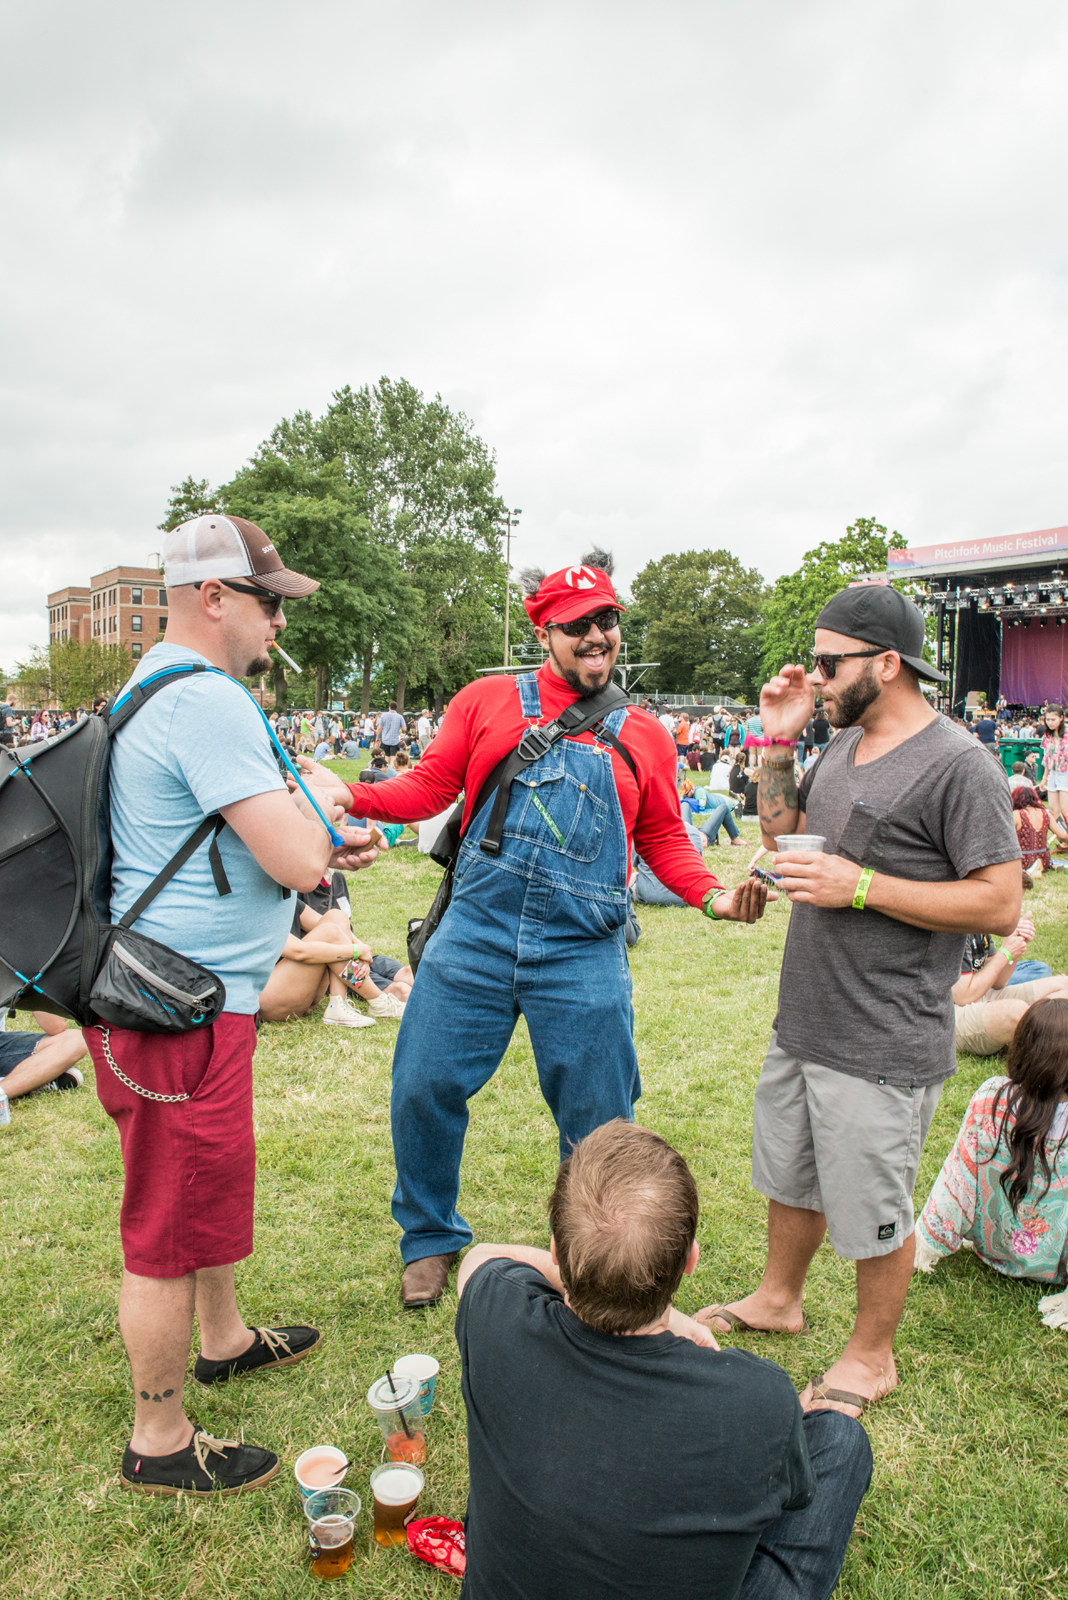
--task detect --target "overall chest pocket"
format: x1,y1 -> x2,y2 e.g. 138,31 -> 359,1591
505,757 -> 610,862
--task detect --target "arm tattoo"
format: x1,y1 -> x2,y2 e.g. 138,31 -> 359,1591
758,754 -> 799,836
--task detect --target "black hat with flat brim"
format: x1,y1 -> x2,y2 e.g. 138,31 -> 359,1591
815,584 -> 948,683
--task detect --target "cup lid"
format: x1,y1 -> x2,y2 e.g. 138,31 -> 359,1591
367,1373 -> 421,1412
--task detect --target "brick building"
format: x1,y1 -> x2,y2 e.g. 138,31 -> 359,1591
48,566 -> 167,662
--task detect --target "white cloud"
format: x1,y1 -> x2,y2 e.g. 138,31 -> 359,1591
3,0 -> 1068,669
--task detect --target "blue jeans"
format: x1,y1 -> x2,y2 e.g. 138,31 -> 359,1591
692,796 -> 740,844
1008,960 -> 1052,984
740,1410 -> 873,1600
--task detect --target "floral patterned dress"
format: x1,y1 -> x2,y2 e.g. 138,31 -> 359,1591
1041,731 -> 1068,776
917,1077 -> 1068,1281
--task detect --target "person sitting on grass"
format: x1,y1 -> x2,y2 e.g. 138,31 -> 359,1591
0,1010 -> 88,1099
257,900 -> 407,1028
679,779 -> 745,848
915,997 -> 1068,1333
952,908 -> 1068,1058
455,1120 -> 872,1600
1011,785 -> 1068,878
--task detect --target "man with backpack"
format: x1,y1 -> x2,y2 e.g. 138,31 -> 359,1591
87,514 -> 376,1496
301,550 -> 770,1310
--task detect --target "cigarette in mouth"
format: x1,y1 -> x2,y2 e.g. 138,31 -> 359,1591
271,641 -> 302,674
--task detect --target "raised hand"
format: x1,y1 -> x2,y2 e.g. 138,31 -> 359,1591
759,665 -> 815,743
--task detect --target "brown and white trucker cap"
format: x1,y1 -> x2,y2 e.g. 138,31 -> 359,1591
162,515 -> 320,598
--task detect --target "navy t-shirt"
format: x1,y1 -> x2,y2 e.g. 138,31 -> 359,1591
456,1260 -> 814,1600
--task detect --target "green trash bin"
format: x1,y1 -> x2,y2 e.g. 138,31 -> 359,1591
998,738 -> 1044,782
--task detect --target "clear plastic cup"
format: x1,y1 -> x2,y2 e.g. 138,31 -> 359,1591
303,1487 -> 361,1579
370,1462 -> 424,1547
366,1374 -> 426,1463
774,835 -> 826,852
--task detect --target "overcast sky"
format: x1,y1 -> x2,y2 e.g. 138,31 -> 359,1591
3,0 -> 1068,668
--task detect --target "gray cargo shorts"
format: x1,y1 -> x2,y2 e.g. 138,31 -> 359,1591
751,1033 -> 943,1260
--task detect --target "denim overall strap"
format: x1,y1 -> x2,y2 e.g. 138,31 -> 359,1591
517,673 -> 542,719
599,705 -> 628,738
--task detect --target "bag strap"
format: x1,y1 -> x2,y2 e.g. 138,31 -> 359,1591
119,815 -> 231,929
479,683 -> 631,858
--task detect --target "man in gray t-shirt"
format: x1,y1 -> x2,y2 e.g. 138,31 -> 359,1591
698,585 -> 1021,1423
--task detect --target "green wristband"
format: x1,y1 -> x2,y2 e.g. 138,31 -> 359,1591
852,867 -> 874,911
703,889 -> 727,920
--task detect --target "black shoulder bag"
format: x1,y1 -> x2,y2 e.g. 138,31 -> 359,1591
406,682 -> 636,972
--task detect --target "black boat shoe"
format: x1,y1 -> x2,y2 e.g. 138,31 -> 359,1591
121,1427 -> 280,1496
193,1324 -> 322,1386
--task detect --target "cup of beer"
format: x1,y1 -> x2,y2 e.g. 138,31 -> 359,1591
774,835 -> 827,852
294,1445 -> 349,1503
366,1374 -> 426,1463
393,1353 -> 440,1418
370,1462 -> 424,1548
303,1487 -> 361,1579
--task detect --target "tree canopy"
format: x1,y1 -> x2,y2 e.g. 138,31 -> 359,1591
629,549 -> 768,700
761,517 -> 907,679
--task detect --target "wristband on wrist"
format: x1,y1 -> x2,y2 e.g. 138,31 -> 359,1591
852,868 -> 874,911
703,889 -> 728,920
1003,949 -> 1017,964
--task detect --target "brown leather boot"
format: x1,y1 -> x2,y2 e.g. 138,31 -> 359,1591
400,1252 -> 459,1310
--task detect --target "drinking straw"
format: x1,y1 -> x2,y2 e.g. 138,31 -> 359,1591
386,1371 -> 414,1438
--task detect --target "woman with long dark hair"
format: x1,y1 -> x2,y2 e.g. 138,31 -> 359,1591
1041,703 -> 1068,832
915,998 -> 1068,1328
1012,784 -> 1068,877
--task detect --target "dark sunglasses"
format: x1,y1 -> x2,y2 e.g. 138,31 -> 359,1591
195,579 -> 284,617
549,608 -> 621,638
810,648 -> 884,680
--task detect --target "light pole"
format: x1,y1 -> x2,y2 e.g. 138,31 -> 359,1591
501,507 -> 522,666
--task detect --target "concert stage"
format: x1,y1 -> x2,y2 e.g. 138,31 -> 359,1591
887,524 -> 1068,710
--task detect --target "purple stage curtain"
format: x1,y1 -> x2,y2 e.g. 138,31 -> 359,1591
1000,623 -> 1068,705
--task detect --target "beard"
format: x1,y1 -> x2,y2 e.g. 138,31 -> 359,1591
245,654 -> 272,678
548,634 -> 616,699
826,660 -> 881,727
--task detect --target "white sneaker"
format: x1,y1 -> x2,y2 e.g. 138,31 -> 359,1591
322,997 -> 377,1028
367,992 -> 406,1021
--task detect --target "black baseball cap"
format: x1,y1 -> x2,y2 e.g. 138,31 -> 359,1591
815,584 -> 948,683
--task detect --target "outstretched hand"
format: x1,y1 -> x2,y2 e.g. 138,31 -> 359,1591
291,757 -> 355,813
711,879 -> 774,922
760,665 -> 815,743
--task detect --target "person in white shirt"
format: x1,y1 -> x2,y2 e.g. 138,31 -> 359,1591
417,709 -> 433,743
658,709 -> 676,737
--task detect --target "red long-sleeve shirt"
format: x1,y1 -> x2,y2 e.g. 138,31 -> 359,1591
346,664 -> 723,909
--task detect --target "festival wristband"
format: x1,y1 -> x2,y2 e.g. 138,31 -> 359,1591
1002,949 -> 1017,964
703,889 -> 728,919
852,868 -> 874,911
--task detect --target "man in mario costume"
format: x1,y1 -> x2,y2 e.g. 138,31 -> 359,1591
302,549 -> 769,1308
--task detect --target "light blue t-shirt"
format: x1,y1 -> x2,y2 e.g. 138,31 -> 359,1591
379,710 -> 405,743
108,644 -> 294,1013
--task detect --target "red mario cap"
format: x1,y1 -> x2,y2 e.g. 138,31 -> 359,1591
523,562 -> 626,628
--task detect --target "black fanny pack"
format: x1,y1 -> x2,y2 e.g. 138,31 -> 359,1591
91,813 -> 230,1033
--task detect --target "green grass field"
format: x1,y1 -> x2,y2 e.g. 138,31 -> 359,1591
2,782 -> 1067,1598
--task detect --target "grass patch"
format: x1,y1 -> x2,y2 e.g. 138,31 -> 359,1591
2,816 -> 1067,1597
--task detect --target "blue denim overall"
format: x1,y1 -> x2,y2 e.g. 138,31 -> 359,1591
391,674 -> 640,1263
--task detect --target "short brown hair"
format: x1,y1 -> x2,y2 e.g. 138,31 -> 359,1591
548,1121 -> 699,1334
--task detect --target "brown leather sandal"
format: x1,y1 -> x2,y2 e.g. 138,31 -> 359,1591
704,1304 -> 812,1336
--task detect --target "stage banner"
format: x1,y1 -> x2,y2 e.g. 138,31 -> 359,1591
1001,624 -> 1068,706
889,525 -> 1068,571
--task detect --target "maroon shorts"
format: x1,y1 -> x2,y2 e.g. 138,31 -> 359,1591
88,1013 -> 257,1278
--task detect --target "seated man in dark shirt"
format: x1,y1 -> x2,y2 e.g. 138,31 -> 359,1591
455,1121 -> 872,1600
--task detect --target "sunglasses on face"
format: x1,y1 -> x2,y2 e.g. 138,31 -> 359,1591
809,648 -> 884,681
549,608 -> 621,638
195,579 -> 284,617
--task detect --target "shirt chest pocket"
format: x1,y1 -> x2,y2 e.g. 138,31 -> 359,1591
506,759 -> 610,861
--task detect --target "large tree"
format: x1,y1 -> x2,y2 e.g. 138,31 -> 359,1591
762,517 -> 908,679
12,640 -> 133,709
630,550 -> 768,700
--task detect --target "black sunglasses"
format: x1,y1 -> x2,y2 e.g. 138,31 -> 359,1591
810,648 -> 885,680
549,608 -> 621,638
195,579 -> 283,617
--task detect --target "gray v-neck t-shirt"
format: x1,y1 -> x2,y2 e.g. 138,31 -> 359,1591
774,715 -> 1020,1087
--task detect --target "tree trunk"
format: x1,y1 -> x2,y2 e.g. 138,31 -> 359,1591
395,666 -> 407,712
272,659 -> 288,710
433,683 -> 445,716
314,664 -> 327,712
360,650 -> 373,716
